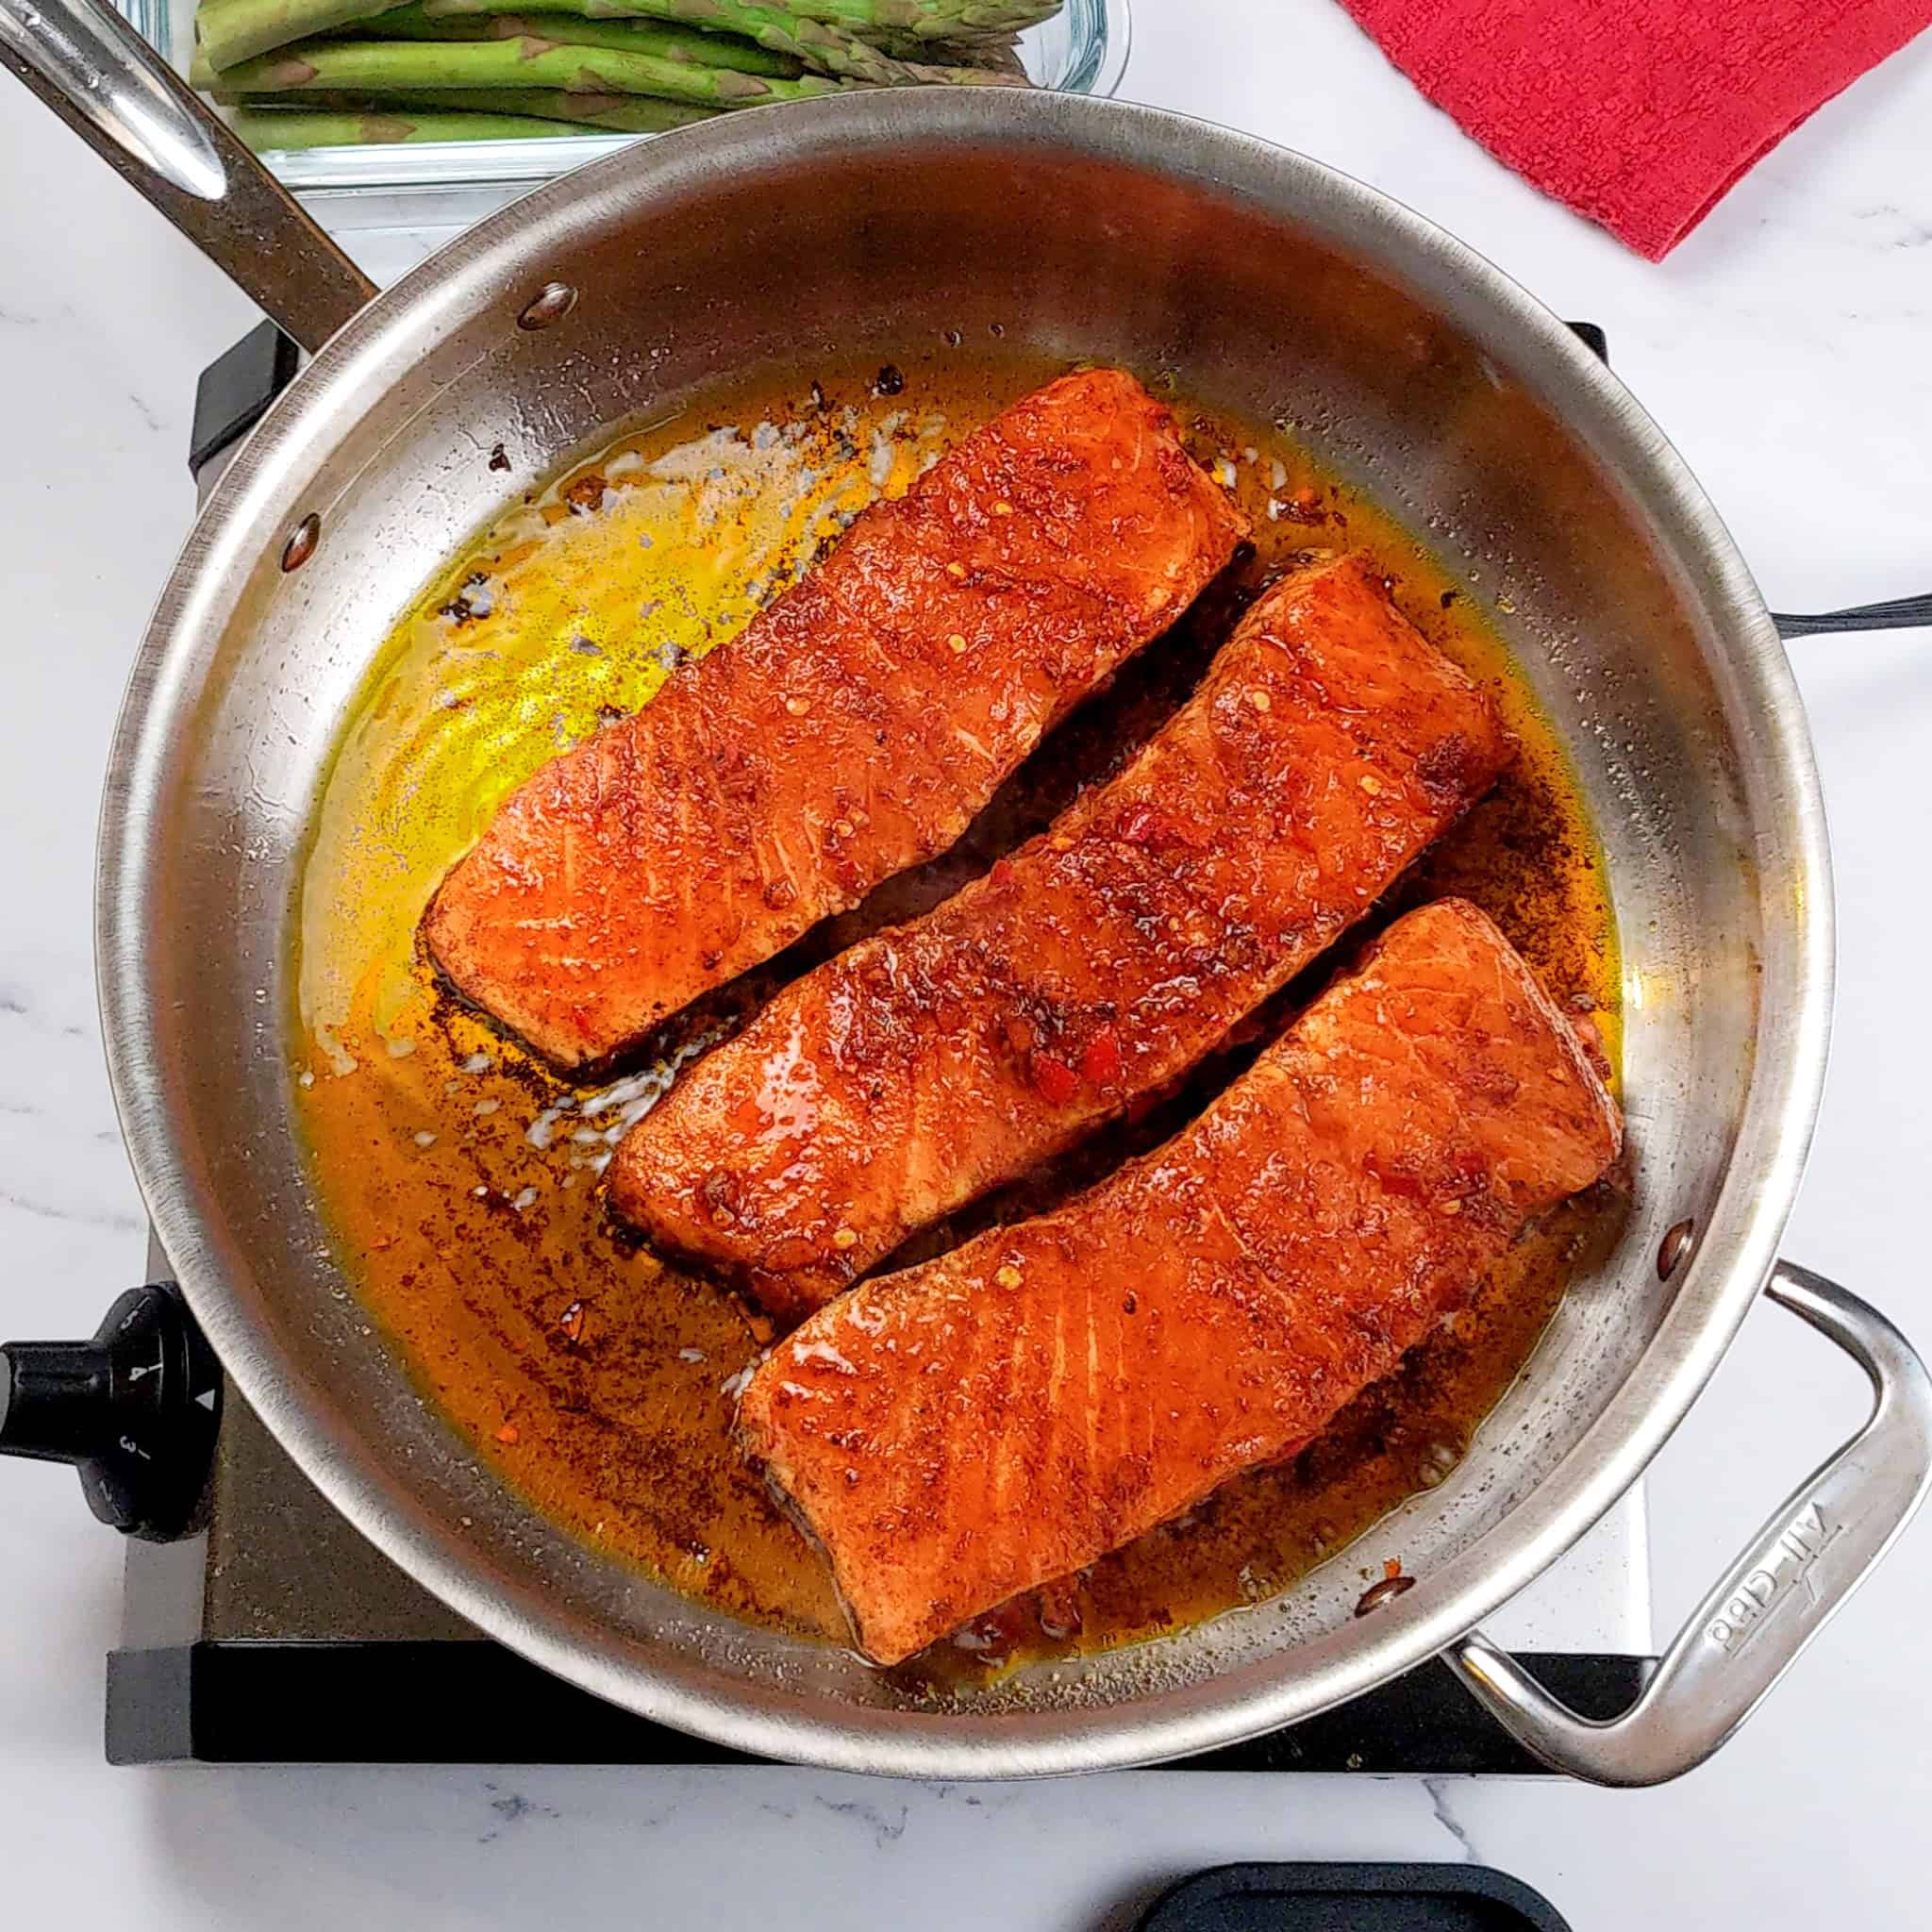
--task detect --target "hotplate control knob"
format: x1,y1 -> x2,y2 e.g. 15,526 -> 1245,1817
0,1282 -> 221,1541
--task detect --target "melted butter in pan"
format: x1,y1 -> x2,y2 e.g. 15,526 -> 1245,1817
292,354 -> 1624,1675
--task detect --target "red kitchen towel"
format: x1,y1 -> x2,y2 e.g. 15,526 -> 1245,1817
1338,0 -> 1932,258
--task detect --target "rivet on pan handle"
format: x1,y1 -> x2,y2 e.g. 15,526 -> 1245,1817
0,0 -> 373,352
1443,1262 -> 1932,1786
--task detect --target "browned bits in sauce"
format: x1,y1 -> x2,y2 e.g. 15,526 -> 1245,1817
561,473 -> 608,516
292,354 -> 1623,1683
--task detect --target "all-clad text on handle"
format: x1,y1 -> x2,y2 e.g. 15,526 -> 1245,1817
1441,1261 -> 1932,1786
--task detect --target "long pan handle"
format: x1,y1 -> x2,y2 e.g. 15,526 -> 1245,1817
1442,1261 -> 1932,1785
0,0 -> 373,353
1774,592 -> 1932,639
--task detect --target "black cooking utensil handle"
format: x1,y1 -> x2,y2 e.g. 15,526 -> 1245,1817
0,1282 -> 221,1541
1135,1862 -> 1574,1931
1773,593 -> 1932,638
190,319 -> 301,481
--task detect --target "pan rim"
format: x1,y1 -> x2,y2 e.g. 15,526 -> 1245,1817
95,88 -> 1832,1778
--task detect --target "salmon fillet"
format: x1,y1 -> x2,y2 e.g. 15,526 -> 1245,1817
738,899 -> 1622,1666
422,369 -> 1247,1070
609,557 -> 1508,1322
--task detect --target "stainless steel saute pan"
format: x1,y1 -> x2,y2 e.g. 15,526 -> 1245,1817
3,0 -> 1927,1786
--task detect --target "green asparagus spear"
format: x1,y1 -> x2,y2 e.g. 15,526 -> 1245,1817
197,0 -> 416,72
223,83 -> 721,128
342,2 -> 804,74
194,34 -> 850,102
475,83 -> 719,125
891,27 -> 1024,75
871,25 -> 1027,75
199,0 -> 1055,76
766,0 -> 1058,36
234,105 -> 604,143
574,0 -> 1058,39
419,0 -> 1024,83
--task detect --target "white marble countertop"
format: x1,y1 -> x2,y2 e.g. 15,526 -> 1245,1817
3,4 -> 1931,1925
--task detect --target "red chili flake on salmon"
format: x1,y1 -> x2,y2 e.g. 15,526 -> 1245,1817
1029,1054 -> 1078,1105
1079,1027 -> 1122,1088
1118,805 -> 1202,851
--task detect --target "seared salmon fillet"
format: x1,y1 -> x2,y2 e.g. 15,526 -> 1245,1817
423,369 -> 1247,1069
609,557 -> 1507,1322
738,899 -> 1622,1666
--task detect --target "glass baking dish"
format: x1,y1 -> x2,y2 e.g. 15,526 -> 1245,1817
114,0 -> 1130,196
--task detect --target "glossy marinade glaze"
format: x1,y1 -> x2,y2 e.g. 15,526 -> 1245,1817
741,899 -> 1622,1667
424,369 -> 1245,1071
609,557 -> 1509,1323
291,352 -> 1625,1680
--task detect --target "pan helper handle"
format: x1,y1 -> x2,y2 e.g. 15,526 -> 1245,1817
1442,1261 -> 1932,1785
0,0 -> 372,352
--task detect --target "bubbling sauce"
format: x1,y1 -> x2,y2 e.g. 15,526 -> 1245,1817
291,354 -> 1624,1674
